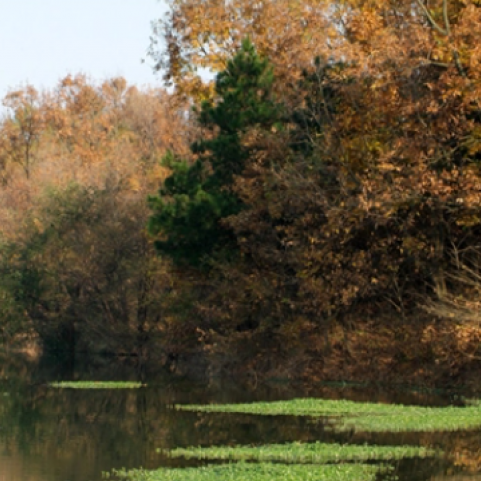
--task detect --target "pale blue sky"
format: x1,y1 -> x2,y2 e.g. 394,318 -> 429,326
0,0 -> 168,98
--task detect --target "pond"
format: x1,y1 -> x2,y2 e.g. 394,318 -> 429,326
0,351 -> 478,481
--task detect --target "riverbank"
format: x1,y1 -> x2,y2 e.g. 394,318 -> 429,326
164,310 -> 481,393
6,305 -> 481,394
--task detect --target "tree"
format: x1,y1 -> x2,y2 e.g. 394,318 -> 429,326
0,77 -> 194,358
149,0 -> 335,102
148,38 -> 282,267
0,86 -> 43,179
0,182 -> 168,356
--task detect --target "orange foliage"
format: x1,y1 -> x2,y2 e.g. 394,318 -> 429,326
0,75 -> 192,221
150,0 -> 335,102
0,85 -> 44,179
3,0 -> 481,378
144,0 -> 481,379
0,75 -> 196,355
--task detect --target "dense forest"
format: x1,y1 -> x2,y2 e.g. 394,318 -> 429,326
2,0 -> 481,386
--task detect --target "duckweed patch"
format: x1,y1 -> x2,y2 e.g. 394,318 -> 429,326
108,462 -> 384,481
49,381 -> 144,389
176,398 -> 481,432
168,441 -> 435,463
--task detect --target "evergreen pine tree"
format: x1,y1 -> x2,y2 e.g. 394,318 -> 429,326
148,38 -> 282,267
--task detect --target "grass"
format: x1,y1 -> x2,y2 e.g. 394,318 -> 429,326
176,398 -> 481,432
167,441 -> 435,463
49,381 -> 144,389
107,462 -> 385,481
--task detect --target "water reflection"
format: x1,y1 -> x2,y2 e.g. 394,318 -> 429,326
0,351 -> 479,481
433,477 -> 481,481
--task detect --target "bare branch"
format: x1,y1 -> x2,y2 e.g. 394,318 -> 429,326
452,49 -> 467,78
443,0 -> 451,36
427,60 -> 451,68
415,0 -> 448,35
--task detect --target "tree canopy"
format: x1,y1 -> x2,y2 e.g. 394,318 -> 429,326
148,38 -> 282,267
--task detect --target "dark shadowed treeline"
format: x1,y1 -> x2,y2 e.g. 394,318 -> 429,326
0,76 -> 193,357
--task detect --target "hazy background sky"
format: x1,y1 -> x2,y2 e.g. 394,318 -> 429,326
0,0 -> 168,99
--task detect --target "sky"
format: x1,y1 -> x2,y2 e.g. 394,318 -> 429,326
0,0 -> 168,99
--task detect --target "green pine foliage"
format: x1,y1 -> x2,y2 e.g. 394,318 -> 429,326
148,38 -> 282,267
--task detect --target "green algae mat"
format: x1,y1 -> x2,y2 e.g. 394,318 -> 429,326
106,396 -> 480,480
109,462 -> 385,481
50,381 -> 144,389
176,397 -> 481,432
167,441 -> 434,463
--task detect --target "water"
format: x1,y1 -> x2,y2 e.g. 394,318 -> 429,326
0,351 -> 478,481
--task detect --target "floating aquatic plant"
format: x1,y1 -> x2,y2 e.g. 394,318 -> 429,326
176,398 -> 481,432
49,381 -> 144,389
108,462 -> 385,481
168,441 -> 435,463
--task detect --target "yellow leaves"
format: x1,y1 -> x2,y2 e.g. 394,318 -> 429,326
0,85 -> 45,178
128,176 -> 141,193
463,126 -> 481,155
150,164 -> 173,183
378,162 -> 397,173
32,218 -> 44,233
402,237 -> 424,253
0,74 -> 193,222
348,7 -> 384,45
455,214 -> 481,227
152,0 -> 334,102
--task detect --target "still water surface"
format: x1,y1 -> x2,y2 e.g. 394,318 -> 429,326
0,352 -> 478,481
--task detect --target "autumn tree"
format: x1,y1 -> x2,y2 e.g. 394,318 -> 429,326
144,0 -> 481,378
122,85 -> 194,167
0,180 -> 170,356
0,86 -> 44,179
43,74 -> 115,166
149,0 -> 335,102
0,76 -> 196,358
